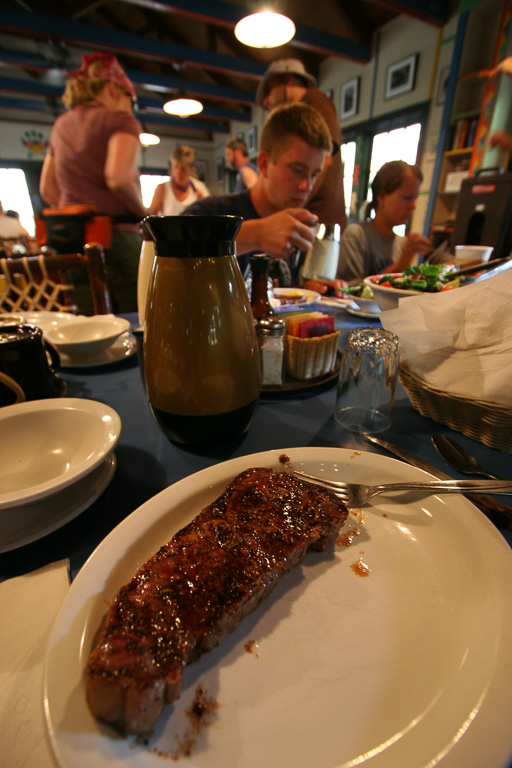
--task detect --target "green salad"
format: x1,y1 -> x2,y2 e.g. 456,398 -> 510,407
373,263 -> 460,293
343,282 -> 376,299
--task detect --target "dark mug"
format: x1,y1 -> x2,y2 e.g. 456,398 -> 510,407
0,324 -> 61,406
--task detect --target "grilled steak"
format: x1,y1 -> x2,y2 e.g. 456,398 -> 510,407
86,466 -> 348,734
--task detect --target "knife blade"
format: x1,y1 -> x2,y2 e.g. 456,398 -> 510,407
364,435 -> 512,528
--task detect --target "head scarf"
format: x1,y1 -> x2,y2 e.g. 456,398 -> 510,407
69,52 -> 137,101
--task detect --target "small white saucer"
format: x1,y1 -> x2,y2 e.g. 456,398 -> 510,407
345,305 -> 381,319
58,333 -> 136,368
0,454 -> 116,553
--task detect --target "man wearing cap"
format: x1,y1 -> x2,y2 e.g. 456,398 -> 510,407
184,102 -> 332,279
256,58 -> 346,230
40,52 -> 149,314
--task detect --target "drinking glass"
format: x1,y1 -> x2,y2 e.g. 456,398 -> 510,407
334,327 -> 399,434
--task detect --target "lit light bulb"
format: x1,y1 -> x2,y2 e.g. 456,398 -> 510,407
163,97 -> 203,117
139,132 -> 160,146
234,12 -> 295,48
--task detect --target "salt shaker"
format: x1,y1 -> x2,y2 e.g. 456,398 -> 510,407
258,316 -> 286,387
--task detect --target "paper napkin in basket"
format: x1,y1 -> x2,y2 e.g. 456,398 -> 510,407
1,560 -> 70,768
380,270 -> 512,407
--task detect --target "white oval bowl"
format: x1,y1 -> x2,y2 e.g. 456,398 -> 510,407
45,316 -> 131,357
364,274 -> 425,311
0,398 -> 121,509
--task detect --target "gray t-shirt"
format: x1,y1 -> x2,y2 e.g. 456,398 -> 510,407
336,221 -> 403,283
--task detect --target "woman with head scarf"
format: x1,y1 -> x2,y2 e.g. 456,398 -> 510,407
40,52 -> 149,313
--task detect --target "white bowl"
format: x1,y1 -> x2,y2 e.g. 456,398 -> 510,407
45,315 -> 131,357
0,398 -> 121,509
349,294 -> 381,315
454,245 -> 494,266
18,311 -> 86,333
364,274 -> 424,311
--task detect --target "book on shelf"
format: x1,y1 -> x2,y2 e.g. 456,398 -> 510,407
451,119 -> 470,150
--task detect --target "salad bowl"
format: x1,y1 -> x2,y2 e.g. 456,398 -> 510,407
364,264 -> 459,311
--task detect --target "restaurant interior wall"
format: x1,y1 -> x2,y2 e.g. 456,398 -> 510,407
0,3 -> 504,241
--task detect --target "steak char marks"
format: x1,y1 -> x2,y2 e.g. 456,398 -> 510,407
86,467 -> 348,734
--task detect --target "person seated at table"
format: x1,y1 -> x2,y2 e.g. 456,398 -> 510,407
150,144 -> 210,215
338,160 -> 433,282
304,160 -> 433,294
184,102 -> 332,277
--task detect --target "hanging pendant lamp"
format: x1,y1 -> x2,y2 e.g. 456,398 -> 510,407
139,123 -> 160,146
234,11 -> 295,48
164,82 -> 203,117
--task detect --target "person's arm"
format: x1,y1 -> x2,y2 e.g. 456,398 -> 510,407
336,225 -> 367,283
240,165 -> 258,190
104,132 -> 149,219
39,152 -> 61,207
236,208 -> 318,259
385,232 -> 432,273
149,183 -> 165,214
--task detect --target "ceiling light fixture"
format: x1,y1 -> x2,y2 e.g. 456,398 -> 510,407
163,83 -> 203,118
139,131 -> 160,147
234,11 -> 295,48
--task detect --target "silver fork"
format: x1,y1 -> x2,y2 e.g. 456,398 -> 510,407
294,470 -> 512,508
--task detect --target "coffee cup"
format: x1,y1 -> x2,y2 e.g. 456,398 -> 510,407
454,245 -> 493,267
0,324 -> 61,406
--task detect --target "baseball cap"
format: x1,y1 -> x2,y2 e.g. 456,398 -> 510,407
69,52 -> 137,101
256,58 -> 316,107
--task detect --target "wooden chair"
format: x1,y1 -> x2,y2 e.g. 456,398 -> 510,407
0,242 -> 112,315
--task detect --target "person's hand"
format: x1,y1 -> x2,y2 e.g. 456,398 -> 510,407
489,129 -> 512,153
493,57 -> 512,77
303,278 -> 348,297
258,208 -> 318,260
399,232 -> 433,265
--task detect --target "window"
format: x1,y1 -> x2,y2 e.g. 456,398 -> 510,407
341,103 -> 428,231
0,168 -> 36,235
140,174 -> 169,209
368,123 -> 422,235
341,141 -> 356,222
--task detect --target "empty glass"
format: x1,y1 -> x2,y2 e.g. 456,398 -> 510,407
334,327 -> 399,434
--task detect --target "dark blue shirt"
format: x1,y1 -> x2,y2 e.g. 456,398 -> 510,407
184,189 -> 259,275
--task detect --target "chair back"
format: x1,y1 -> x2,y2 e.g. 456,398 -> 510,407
0,243 -> 112,315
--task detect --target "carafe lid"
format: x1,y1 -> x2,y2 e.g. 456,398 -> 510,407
144,215 -> 242,258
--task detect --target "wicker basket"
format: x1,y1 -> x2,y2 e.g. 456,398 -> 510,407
286,331 -> 340,381
399,362 -> 512,453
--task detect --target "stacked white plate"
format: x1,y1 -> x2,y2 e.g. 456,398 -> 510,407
0,398 -> 121,552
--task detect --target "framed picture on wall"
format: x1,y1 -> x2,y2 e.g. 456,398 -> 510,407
385,54 -> 418,100
339,77 -> 359,120
246,125 -> 257,155
194,159 -> 208,185
216,157 -> 225,184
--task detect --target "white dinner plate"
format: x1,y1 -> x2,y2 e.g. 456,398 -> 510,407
44,447 -> 512,768
0,454 -> 116,553
58,333 -> 136,368
273,287 -> 321,306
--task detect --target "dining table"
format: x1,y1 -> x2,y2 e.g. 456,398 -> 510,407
2,302 -> 512,768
